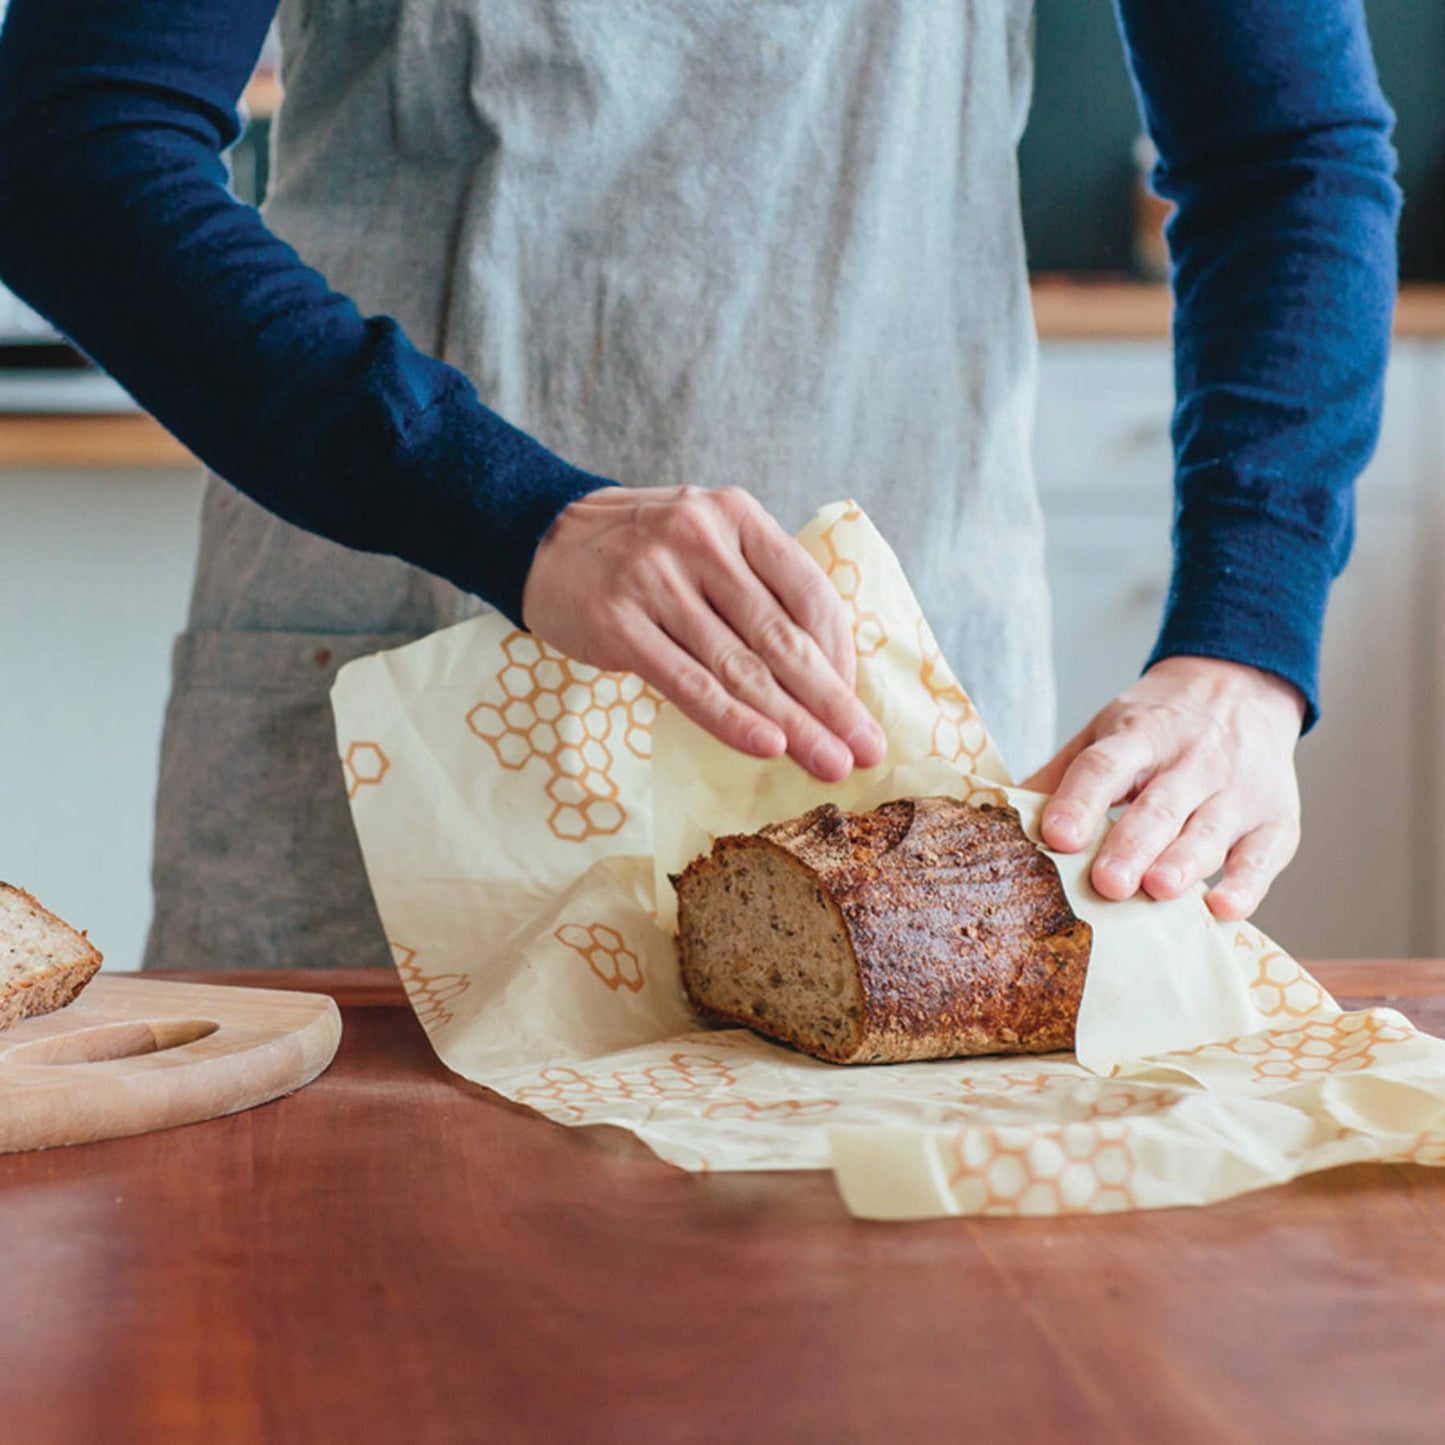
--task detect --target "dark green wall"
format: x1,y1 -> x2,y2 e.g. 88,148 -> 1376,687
1019,0 -> 1445,279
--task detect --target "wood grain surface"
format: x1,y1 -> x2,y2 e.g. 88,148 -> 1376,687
1,961 -> 1442,1444
0,976 -> 340,1154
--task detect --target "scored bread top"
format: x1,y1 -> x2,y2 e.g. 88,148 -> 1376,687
675,797 -> 1091,1063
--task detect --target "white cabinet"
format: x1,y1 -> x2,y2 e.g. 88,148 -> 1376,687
1036,342 -> 1432,959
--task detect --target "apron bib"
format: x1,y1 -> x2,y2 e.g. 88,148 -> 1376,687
144,0 -> 1052,971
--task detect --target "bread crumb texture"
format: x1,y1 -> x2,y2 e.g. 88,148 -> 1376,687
674,797 -> 1091,1064
0,883 -> 102,1031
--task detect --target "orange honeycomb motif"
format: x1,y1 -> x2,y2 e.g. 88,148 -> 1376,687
917,618 -> 991,771
1248,950 -> 1330,1020
948,1120 -> 1138,1215
703,1097 -> 839,1122
512,1051 -> 737,1125
941,1070 -> 1070,1104
391,942 -> 471,1030
941,1071 -> 1182,1123
962,782 -> 1008,810
467,632 -> 660,842
342,740 -> 390,800
1402,1131 -> 1445,1167
819,504 -> 888,658
1219,1011 -> 1416,1085
554,922 -> 646,993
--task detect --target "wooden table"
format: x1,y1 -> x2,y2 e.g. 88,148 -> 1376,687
4,962 -> 1444,1444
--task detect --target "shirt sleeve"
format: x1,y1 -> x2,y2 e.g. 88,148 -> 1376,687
1113,0 -> 1401,730
0,0 -> 611,627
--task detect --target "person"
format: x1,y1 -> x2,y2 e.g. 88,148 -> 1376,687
0,1 -> 1398,972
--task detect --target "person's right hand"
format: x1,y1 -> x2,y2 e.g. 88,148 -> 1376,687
521,485 -> 887,782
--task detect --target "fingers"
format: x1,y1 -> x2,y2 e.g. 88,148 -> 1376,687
620,612 -> 787,762
628,487 -> 883,777
1025,659 -> 1301,913
1137,798 -> 1235,901
699,547 -> 885,773
653,573 -> 863,782
1090,794 -> 1298,913
521,483 -> 885,780
1090,770 -> 1214,901
1038,726 -> 1157,853
734,498 -> 858,691
1206,823 -> 1299,920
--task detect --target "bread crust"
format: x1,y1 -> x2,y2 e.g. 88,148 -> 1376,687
0,882 -> 103,1032
674,798 -> 1091,1064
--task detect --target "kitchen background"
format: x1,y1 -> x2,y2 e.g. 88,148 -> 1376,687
2,1 -> 1442,970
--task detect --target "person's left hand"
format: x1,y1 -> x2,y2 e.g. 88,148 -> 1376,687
1021,656 -> 1306,921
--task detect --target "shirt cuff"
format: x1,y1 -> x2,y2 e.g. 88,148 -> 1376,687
333,323 -> 618,630
1145,464 -> 1349,733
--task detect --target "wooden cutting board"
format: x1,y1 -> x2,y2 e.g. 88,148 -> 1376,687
0,974 -> 341,1153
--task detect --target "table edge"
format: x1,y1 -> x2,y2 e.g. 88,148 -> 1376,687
135,959 -> 1445,1011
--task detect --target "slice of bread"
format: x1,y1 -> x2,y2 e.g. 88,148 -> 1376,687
0,883 -> 103,1032
672,797 -> 1092,1064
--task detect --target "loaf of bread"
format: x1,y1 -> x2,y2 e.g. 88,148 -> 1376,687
0,883 -> 103,1032
672,797 -> 1091,1064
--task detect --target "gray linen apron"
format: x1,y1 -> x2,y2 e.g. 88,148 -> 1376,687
144,0 -> 1053,972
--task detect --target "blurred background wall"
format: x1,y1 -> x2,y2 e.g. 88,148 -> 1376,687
1019,0 -> 1445,279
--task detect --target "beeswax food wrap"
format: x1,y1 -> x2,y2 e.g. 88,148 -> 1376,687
332,501 -> 1445,1219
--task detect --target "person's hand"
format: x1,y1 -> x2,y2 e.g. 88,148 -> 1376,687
521,485 -> 887,782
1021,656 -> 1305,920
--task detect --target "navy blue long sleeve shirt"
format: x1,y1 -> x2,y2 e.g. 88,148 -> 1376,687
0,0 -> 1399,729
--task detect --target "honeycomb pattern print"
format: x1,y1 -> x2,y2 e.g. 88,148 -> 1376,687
1226,924 -> 1334,1021
917,617 -> 991,771
467,631 -> 660,842
554,922 -> 646,994
948,1120 -> 1137,1214
511,1052 -> 737,1126
820,504 -> 888,658
961,782 -> 1008,811
1248,949 -> 1330,1020
391,942 -> 471,1030
940,1071 -> 1183,1123
343,741 -> 389,801
1402,1132 -> 1445,1167
702,1097 -> 839,1123
1213,1012 -> 1417,1085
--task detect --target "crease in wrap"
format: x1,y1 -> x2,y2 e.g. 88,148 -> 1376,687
332,500 -> 1445,1218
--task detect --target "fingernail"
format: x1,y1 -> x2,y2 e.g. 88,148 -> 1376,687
1150,864 -> 1182,890
1096,859 -> 1132,892
748,724 -> 784,756
848,722 -> 886,763
810,738 -> 851,779
1047,808 -> 1082,844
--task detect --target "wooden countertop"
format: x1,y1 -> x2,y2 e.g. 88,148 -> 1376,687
0,412 -> 196,470
1031,279 -> 1445,340
2,960 -> 1443,1443
9,284 -> 1445,473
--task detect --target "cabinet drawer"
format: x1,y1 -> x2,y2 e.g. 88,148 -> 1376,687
1034,344 -> 1174,510
1035,341 -> 1425,511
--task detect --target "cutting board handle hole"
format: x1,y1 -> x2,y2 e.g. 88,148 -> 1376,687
6,1018 -> 220,1065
